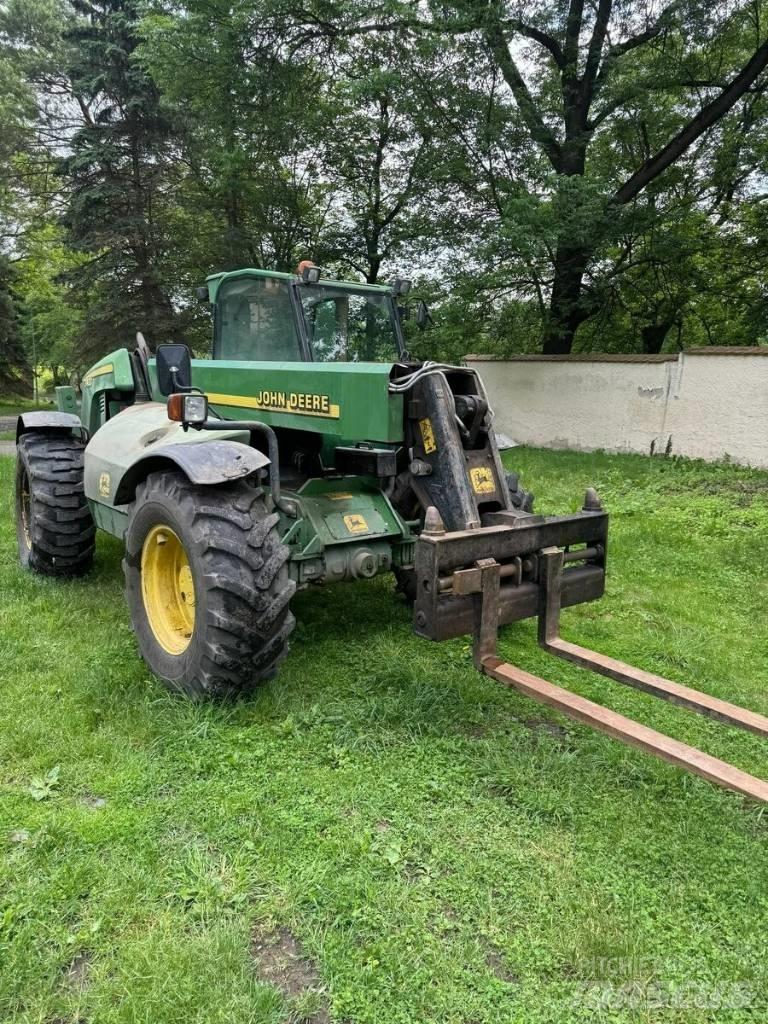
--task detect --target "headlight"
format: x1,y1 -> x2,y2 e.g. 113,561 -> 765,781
167,393 -> 209,425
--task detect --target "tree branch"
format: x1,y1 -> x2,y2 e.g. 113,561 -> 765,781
563,0 -> 585,80
614,37 -> 768,204
595,1 -> 681,93
483,17 -> 563,170
506,19 -> 565,68
583,0 -> 612,89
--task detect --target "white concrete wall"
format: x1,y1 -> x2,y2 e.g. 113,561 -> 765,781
464,349 -> 768,468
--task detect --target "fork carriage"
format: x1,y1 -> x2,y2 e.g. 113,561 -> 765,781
414,498 -> 768,804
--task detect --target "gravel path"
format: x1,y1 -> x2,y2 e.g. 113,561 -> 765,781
0,441 -> 16,457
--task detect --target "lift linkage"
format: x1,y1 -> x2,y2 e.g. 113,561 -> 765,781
414,506 -> 768,803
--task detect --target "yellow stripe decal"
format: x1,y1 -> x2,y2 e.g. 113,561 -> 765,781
82,363 -> 114,385
206,391 -> 340,419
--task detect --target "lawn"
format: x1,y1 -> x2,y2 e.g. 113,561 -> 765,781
1,447 -> 767,1024
0,398 -> 53,440
0,398 -> 53,418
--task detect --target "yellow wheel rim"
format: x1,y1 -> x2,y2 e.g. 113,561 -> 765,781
141,524 -> 196,655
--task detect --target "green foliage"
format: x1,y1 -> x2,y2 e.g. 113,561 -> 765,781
139,0 -> 324,272
0,256 -> 30,394
14,220 -> 87,378
3,1 -> 768,371
57,0 -> 184,357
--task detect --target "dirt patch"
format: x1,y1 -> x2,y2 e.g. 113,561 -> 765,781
63,951 -> 92,992
464,723 -> 489,739
484,944 -> 518,984
250,923 -> 328,1023
79,793 -> 107,810
523,717 -> 569,741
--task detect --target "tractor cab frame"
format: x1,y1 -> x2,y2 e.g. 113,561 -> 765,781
206,269 -> 408,365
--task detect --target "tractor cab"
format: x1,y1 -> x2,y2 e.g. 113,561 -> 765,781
206,266 -> 409,364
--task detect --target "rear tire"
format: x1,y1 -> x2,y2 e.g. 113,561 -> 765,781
123,471 -> 295,699
393,565 -> 417,603
15,431 -> 95,577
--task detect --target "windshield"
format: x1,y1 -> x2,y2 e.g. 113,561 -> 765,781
300,284 -> 400,362
216,276 -> 302,361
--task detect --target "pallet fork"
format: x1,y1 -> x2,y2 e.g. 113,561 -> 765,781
414,498 -> 768,803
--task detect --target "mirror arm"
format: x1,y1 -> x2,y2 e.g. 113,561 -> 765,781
168,367 -> 201,395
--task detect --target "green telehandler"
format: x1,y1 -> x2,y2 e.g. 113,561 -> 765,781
13,263 -> 768,802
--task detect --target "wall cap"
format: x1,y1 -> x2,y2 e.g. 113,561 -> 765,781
464,347 -> 768,363
464,353 -> 677,363
685,346 -> 768,356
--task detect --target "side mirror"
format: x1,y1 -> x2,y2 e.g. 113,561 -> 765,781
156,343 -> 192,396
415,300 -> 433,331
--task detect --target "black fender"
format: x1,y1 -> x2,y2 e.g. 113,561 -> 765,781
16,411 -> 84,442
112,440 -> 270,505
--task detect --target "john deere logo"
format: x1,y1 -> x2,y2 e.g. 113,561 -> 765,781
98,472 -> 111,497
343,514 -> 369,534
470,467 -> 495,495
206,390 -> 340,419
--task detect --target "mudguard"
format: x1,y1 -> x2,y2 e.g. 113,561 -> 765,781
82,401 -> 270,506
112,441 -> 270,504
16,411 -> 84,442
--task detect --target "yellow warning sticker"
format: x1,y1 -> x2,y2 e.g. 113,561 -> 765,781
343,513 -> 369,534
328,493 -> 355,501
470,467 -> 495,495
419,418 -> 437,454
98,472 -> 111,498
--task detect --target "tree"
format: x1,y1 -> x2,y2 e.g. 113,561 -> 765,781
310,1 -> 768,352
315,35 -> 441,283
14,219 -> 87,380
58,0 -> 182,357
0,255 -> 31,394
140,0 -> 326,275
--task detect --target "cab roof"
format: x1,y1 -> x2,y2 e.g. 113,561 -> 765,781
204,267 -> 394,304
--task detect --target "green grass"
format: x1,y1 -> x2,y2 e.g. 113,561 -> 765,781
1,447 -> 767,1023
0,396 -> 57,440
0,398 -> 52,418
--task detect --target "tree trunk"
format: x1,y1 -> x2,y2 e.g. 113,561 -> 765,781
365,264 -> 380,284
542,243 -> 591,354
640,319 -> 674,354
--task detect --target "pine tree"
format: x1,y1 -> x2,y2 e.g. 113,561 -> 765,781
0,256 -> 31,395
60,0 -> 181,357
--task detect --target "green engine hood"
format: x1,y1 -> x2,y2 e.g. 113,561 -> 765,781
150,359 -> 405,448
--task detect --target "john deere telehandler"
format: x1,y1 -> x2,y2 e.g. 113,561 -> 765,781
14,264 -> 768,801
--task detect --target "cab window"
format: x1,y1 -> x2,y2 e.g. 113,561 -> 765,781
216,276 -> 302,361
300,286 -> 400,362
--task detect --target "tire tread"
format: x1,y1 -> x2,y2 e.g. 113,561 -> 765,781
123,471 -> 295,699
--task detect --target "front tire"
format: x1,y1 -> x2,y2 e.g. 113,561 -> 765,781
123,471 -> 295,699
15,431 -> 95,576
